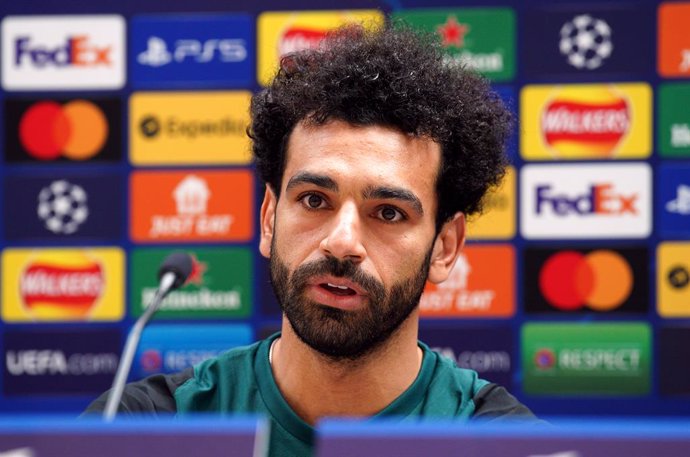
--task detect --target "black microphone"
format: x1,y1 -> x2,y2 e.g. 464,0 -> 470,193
103,251 -> 193,421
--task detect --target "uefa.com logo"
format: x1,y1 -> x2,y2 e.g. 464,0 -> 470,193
520,163 -> 651,239
1,15 -> 125,90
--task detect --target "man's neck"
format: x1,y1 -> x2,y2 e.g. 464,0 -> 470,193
270,315 -> 423,426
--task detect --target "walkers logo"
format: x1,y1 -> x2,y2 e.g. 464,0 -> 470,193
659,327 -> 690,396
134,324 -> 252,379
3,329 -> 120,396
130,170 -> 253,242
130,14 -> 252,88
523,6 -> 651,78
392,8 -> 515,81
520,163 -> 652,239
1,15 -> 125,90
131,247 -> 252,318
420,245 -> 514,318
521,83 -> 651,160
657,242 -> 690,318
522,322 -> 651,395
419,326 -> 514,389
4,98 -> 121,163
658,3 -> 690,78
658,164 -> 690,237
257,10 -> 384,86
467,167 -> 515,239
129,91 -> 251,165
524,247 -> 647,314
1,248 -> 124,322
658,84 -> 690,158
4,174 -> 122,241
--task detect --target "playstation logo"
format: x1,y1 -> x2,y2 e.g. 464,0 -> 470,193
138,36 -> 172,67
666,184 -> 690,215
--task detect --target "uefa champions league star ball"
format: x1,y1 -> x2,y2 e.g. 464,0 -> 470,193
559,14 -> 613,70
37,180 -> 89,235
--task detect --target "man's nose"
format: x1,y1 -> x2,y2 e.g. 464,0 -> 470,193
319,202 -> 366,262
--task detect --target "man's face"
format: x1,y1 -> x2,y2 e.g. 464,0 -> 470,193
260,120 -> 458,360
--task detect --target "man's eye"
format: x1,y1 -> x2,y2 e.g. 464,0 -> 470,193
377,206 -> 405,222
301,194 -> 326,209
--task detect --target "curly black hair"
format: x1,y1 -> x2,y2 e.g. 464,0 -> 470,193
249,23 -> 511,228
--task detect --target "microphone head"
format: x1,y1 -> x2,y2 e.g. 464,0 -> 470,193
157,251 -> 194,290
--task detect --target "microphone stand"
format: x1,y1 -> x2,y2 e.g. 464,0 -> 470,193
103,272 -> 176,421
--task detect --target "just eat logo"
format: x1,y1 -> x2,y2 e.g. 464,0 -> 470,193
536,183 -> 638,216
14,35 -> 112,67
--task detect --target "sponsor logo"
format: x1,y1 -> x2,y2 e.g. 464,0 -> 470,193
467,166 -> 515,240
257,10 -> 384,86
522,322 -> 651,395
420,245 -> 514,318
419,326 -> 513,388
392,8 -> 514,81
1,15 -> 125,90
658,3 -> 690,77
657,242 -> 690,317
659,327 -> 690,396
524,247 -> 647,314
658,164 -> 690,237
129,91 -> 251,165
130,15 -> 252,88
133,324 -> 252,378
2,248 -> 124,322
658,84 -> 690,157
131,247 -> 252,318
4,174 -> 122,241
559,15 -> 613,70
521,83 -> 651,160
520,164 -> 651,239
130,171 -> 252,242
3,329 -> 120,395
523,6 -> 650,78
4,98 -> 121,163
37,180 -> 88,235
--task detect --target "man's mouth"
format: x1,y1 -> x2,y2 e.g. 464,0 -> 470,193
320,282 -> 357,296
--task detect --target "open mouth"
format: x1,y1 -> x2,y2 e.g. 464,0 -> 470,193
320,282 -> 357,296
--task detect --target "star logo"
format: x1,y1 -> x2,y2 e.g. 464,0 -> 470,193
437,16 -> 470,48
186,254 -> 208,286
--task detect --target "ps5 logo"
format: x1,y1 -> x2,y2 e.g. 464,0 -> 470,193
138,36 -> 247,67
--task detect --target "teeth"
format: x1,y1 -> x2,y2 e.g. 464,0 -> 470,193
327,283 -> 349,290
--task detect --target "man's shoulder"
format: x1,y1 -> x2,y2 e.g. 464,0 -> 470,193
424,346 -> 539,421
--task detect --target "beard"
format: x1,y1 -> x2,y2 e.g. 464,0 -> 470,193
269,242 -> 432,362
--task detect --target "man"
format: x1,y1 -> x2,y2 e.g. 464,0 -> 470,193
85,23 -> 537,456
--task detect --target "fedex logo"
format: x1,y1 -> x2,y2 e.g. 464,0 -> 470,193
521,164 -> 651,239
2,15 -> 125,90
536,184 -> 638,216
15,36 -> 111,67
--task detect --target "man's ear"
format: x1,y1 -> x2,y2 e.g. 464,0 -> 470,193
259,186 -> 277,259
427,213 -> 466,284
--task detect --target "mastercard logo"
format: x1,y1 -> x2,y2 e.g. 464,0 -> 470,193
18,100 -> 109,161
538,250 -> 633,311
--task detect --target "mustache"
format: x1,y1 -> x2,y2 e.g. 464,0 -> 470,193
290,256 -> 385,298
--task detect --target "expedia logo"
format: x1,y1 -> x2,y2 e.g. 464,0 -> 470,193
14,35 -> 112,68
278,26 -> 326,55
20,253 -> 104,318
536,183 -> 638,216
668,265 -> 690,290
542,87 -> 630,156
138,115 -> 244,140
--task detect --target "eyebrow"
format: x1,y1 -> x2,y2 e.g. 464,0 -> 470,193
286,172 -> 338,192
286,172 -> 424,217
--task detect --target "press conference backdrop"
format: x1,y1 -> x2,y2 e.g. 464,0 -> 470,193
0,0 -> 687,418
